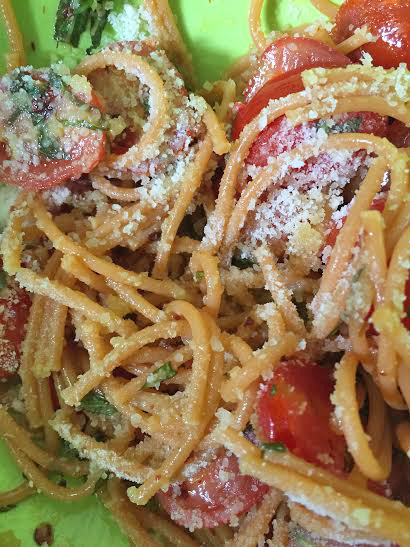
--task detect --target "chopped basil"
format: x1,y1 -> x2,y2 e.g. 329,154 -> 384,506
144,362 -> 176,389
231,255 -> 255,269
352,267 -> 364,283
54,0 -> 113,50
194,271 -> 204,282
148,528 -> 168,546
270,384 -> 277,396
10,72 -> 44,97
60,118 -> 106,131
293,298 -> 312,328
316,115 -> 362,135
262,442 -> 287,452
38,125 -> 64,160
60,439 -> 79,459
80,391 -> 117,416
0,270 -> 7,289
328,323 -> 341,338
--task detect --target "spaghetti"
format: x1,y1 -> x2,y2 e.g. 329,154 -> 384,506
0,0 -> 409,546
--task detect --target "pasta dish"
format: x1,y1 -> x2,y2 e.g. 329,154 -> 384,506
0,0 -> 409,545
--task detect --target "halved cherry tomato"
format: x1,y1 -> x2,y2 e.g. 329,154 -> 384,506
246,111 -> 388,168
232,73 -> 304,140
333,0 -> 410,69
156,450 -> 268,529
244,36 -> 351,102
0,132 -> 106,190
257,360 -> 346,475
0,284 -> 31,378
387,120 -> 410,149
325,197 -> 386,248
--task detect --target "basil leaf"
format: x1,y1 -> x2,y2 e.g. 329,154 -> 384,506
144,362 -> 176,389
231,255 -> 255,269
60,439 -> 79,459
38,125 -> 64,159
54,0 -> 113,50
194,271 -> 204,282
80,391 -> 117,416
60,118 -> 106,131
0,270 -> 7,289
262,442 -> 287,452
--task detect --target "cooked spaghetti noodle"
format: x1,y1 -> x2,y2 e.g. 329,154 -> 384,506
0,1 -> 409,546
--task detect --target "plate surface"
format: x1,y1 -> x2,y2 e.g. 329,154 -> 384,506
0,0 -> 328,544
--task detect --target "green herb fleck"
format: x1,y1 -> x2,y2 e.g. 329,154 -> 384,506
0,270 -> 7,289
54,0 -> 113,50
328,324 -> 341,338
352,268 -> 364,283
60,118 -> 106,131
270,384 -> 277,396
148,528 -> 168,546
60,439 -> 79,459
80,391 -> 117,416
144,362 -> 176,389
194,271 -> 204,282
38,125 -> 64,159
262,442 -> 287,452
231,255 -> 255,269
316,116 -> 362,135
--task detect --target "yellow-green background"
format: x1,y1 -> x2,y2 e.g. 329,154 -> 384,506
0,1 -> 334,545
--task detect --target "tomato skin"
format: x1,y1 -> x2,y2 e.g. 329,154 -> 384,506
0,132 -> 106,190
333,0 -> 410,69
156,450 -> 268,529
0,286 -> 31,378
246,111 -> 388,168
257,360 -> 346,475
386,120 -> 410,149
244,36 -> 351,102
232,73 -> 304,140
325,197 -> 386,248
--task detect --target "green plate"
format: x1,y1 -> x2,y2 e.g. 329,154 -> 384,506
0,1 -> 331,545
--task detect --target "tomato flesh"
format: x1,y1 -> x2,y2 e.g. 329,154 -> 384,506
244,36 -> 351,102
0,132 -> 106,190
246,111 -> 388,168
156,450 -> 268,529
333,0 -> 410,69
0,285 -> 31,377
257,360 -> 346,475
386,120 -> 410,149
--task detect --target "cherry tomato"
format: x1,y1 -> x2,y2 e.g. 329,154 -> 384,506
244,36 -> 351,102
246,111 -> 387,168
257,360 -> 346,475
333,0 -> 410,69
232,73 -> 304,140
386,120 -> 410,149
0,132 -> 106,190
0,284 -> 31,377
156,450 -> 268,529
325,197 -> 386,248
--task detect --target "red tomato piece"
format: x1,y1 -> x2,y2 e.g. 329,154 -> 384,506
386,120 -> 410,149
325,197 -> 386,248
0,132 -> 106,190
244,36 -> 351,102
0,285 -> 31,378
156,450 -> 268,529
402,276 -> 410,330
333,0 -> 410,69
246,111 -> 387,168
233,73 -> 305,140
257,360 -> 346,475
